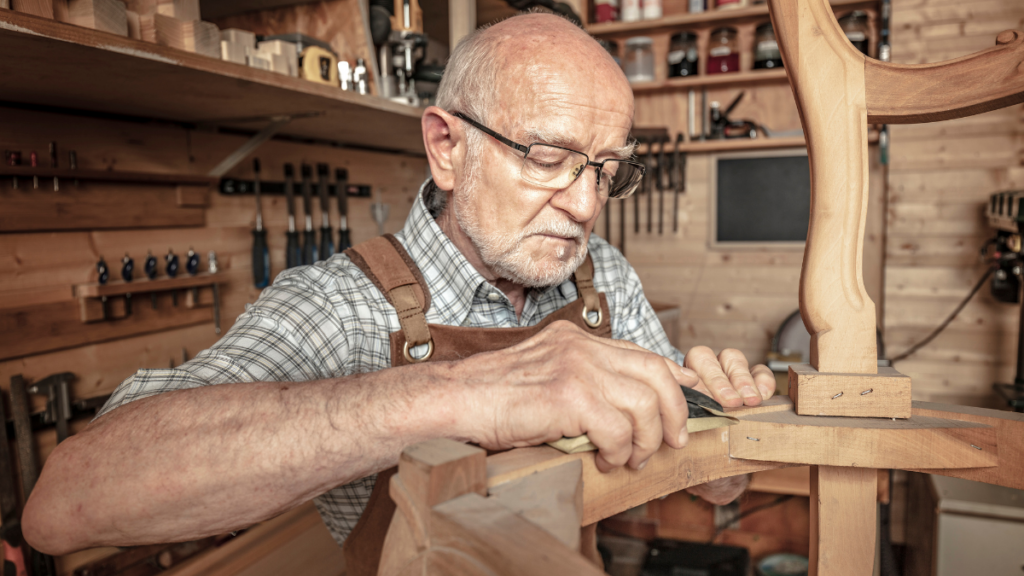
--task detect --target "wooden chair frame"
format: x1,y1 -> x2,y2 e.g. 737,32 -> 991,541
374,2 -> 1024,574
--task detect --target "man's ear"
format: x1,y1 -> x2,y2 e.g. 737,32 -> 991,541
422,107 -> 461,191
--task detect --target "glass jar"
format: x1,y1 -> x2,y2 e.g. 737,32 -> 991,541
838,10 -> 870,55
623,36 -> 655,83
753,22 -> 783,69
707,27 -> 739,74
668,32 -> 699,77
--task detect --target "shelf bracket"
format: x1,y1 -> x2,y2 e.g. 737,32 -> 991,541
207,116 -> 294,178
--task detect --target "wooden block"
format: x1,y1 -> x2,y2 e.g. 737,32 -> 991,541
0,0 -> 10,10
219,28 -> 255,64
488,460 -> 583,551
125,9 -> 140,38
67,0 -> 127,36
789,364 -> 912,418
154,14 -> 219,58
255,39 -> 298,76
11,0 -> 54,18
729,409 -> 997,470
154,0 -> 196,21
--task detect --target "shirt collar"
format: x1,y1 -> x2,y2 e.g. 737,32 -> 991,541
393,179 -> 491,325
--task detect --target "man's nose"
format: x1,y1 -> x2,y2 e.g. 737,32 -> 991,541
551,166 -> 601,223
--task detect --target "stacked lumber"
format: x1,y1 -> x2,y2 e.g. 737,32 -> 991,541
123,0 -> 219,58
12,0 -> 128,36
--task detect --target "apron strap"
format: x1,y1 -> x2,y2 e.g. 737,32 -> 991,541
345,235 -> 433,349
573,254 -> 603,328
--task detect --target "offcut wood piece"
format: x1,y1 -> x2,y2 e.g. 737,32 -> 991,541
66,0 -> 127,35
154,13 -> 219,58
788,364 -> 912,418
11,0 -> 54,18
219,27 -> 255,65
155,0 -> 197,22
810,466 -> 877,576
254,39 -> 298,77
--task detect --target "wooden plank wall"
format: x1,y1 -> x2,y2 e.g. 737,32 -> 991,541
885,0 -> 1024,407
0,104 -> 427,573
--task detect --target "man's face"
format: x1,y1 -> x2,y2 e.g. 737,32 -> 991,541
452,60 -> 634,288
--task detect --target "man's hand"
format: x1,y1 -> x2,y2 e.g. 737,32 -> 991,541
682,346 -> 776,409
453,321 -> 774,474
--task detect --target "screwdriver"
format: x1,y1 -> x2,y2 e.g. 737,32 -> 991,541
49,142 -> 58,191
316,163 -> 334,261
300,164 -> 318,265
336,168 -> 351,251
251,159 -> 269,288
284,164 -> 301,269
30,151 -> 38,190
634,137 -> 643,234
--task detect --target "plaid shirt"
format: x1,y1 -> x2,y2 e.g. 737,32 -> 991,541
98,181 -> 683,546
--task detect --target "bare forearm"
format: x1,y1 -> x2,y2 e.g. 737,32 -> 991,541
23,362 -> 467,554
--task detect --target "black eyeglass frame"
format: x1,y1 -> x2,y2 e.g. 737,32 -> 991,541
451,112 -> 646,199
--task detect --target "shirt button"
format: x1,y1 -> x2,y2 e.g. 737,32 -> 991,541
487,292 -> 501,302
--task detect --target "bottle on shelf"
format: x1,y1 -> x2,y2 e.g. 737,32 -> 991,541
688,0 -> 706,13
707,27 -> 739,75
668,32 -> 699,78
642,0 -> 662,20
753,22 -> 783,69
624,37 -> 655,83
593,0 -> 619,23
621,0 -> 641,22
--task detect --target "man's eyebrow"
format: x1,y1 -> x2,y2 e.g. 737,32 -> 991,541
522,127 -> 637,160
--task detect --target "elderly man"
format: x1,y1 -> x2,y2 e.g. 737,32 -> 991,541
23,12 -> 775,568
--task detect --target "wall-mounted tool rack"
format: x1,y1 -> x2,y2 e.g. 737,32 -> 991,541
0,167 -> 218,186
74,272 -> 225,323
219,178 -> 372,197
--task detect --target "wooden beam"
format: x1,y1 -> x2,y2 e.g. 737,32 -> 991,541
809,466 -> 877,576
448,0 -> 475,51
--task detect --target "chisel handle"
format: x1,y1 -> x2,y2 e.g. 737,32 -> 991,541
286,231 -> 302,269
302,230 -> 318,265
252,228 -> 270,288
338,227 -> 351,252
319,226 -> 334,261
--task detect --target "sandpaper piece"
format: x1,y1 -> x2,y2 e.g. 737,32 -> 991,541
547,387 -> 739,455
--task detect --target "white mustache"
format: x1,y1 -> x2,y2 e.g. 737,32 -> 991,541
527,219 -> 585,240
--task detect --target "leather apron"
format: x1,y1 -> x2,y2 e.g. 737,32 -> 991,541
340,234 -> 612,576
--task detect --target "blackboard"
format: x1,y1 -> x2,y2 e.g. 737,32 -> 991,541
715,154 -> 811,243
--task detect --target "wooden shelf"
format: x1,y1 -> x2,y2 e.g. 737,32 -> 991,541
75,272 -> 225,298
630,68 -> 789,93
0,10 -> 425,156
0,167 -> 218,185
586,0 -> 876,36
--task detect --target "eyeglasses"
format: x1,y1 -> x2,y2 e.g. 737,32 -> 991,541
451,112 -> 646,199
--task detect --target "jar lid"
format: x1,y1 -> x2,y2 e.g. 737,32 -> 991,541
670,31 -> 697,42
840,9 -> 867,20
710,26 -> 737,36
755,22 -> 774,33
625,36 -> 654,47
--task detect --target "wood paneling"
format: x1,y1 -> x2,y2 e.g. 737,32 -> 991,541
885,0 -> 1024,405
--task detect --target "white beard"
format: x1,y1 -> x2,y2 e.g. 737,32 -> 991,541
453,157 -> 589,288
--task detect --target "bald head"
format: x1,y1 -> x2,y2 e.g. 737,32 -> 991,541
436,13 -> 633,130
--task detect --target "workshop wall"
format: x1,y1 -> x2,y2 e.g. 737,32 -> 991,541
885,0 -> 1024,407
0,105 -> 427,572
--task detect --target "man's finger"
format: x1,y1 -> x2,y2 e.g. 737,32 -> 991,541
719,348 -> 761,406
685,346 -> 743,408
751,363 -> 776,400
603,348 -> 689,451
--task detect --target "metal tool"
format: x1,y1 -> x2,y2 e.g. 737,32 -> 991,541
166,249 -> 179,306
300,164 -> 318,265
354,58 -> 369,95
336,168 -> 351,251
9,375 -> 56,576
30,151 -> 38,190
634,136 -> 643,234
97,256 -> 109,319
657,135 -> 667,234
145,250 -> 158,308
673,134 -> 686,233
209,251 -> 221,335
646,138 -> 656,233
370,188 -> 389,236
27,373 -> 74,445
186,248 -> 201,307
284,164 -> 301,268
317,163 -> 334,261
5,150 -> 20,189
68,150 -> 78,187
252,159 -> 269,288
49,141 -> 58,191
0,390 -> 27,576
121,253 -> 134,316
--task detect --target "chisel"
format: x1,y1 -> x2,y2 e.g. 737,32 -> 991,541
251,159 -> 270,288
317,163 -> 334,261
657,135 -> 666,235
634,136 -> 643,234
284,164 -> 301,269
300,164 -> 318,265
646,137 -> 656,234
49,142 -> 58,191
336,168 -> 351,251
673,134 -> 686,233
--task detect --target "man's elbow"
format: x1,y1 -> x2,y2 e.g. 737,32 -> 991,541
21,444 -> 93,556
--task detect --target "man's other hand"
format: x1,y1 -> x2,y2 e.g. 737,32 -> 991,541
682,346 -> 776,409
